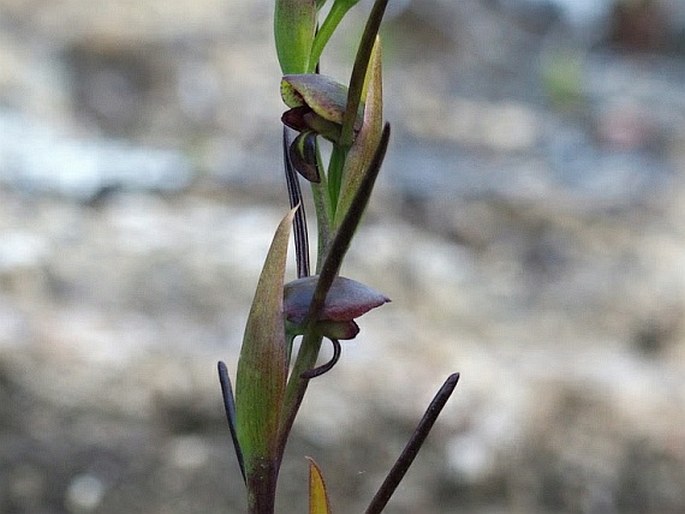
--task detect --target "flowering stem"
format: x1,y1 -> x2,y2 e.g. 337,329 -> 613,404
308,0 -> 358,73
312,142 -> 333,266
312,181 -> 332,267
314,123 -> 389,310
277,124 -> 390,463
277,330 -> 323,463
246,464 -> 279,514
327,144 -> 347,217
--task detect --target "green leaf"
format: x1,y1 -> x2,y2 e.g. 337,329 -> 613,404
307,457 -> 332,514
335,36 -> 383,226
274,0 -> 317,74
339,0 -> 390,148
235,207 -> 296,502
309,0 -> 361,72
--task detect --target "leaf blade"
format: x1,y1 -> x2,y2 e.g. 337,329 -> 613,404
307,457 -> 333,514
274,0 -> 317,74
336,36 -> 383,225
235,208 -> 296,488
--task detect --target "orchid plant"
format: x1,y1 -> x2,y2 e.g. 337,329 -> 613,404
217,0 -> 459,512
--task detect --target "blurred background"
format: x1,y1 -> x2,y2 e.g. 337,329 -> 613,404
1,0 -> 685,512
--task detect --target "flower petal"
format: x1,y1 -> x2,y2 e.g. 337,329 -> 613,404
284,275 -> 390,324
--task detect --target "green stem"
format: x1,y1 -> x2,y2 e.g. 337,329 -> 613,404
246,463 -> 278,514
311,141 -> 333,270
340,0 -> 389,148
311,182 -> 331,271
277,329 -> 323,464
310,124 -> 389,317
308,0 -> 357,72
276,124 -> 390,464
327,144 -> 347,218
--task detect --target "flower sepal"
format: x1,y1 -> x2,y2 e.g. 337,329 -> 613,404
284,275 -> 389,330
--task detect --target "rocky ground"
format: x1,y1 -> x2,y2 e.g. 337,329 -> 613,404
1,0 -> 685,513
